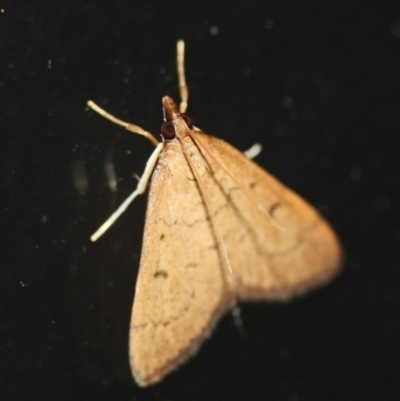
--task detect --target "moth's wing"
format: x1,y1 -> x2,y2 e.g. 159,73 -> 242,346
196,131 -> 343,302
129,141 -> 231,387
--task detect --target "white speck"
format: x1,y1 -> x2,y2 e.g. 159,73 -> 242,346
40,215 -> 49,224
288,393 -> 300,401
318,204 -> 330,215
265,18 -> 274,30
242,66 -> 251,76
350,166 -> 362,180
19,281 -> 26,287
282,95 -> 293,108
105,158 -> 117,192
71,160 -> 88,194
373,194 -> 390,213
47,59 -> 52,69
391,22 -> 400,38
209,25 -> 218,36
279,347 -> 290,358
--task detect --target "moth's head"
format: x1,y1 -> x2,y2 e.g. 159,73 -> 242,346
161,96 -> 194,141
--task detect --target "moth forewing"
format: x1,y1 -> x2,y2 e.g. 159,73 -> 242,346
189,131 -> 343,301
129,131 -> 231,386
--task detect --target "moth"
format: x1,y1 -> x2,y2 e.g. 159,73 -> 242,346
88,40 -> 342,387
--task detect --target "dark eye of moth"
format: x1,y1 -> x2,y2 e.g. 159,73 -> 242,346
181,113 -> 194,129
161,121 -> 176,140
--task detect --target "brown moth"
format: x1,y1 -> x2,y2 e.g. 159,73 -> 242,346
88,40 -> 342,387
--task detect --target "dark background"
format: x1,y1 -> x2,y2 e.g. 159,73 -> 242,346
2,1 -> 399,400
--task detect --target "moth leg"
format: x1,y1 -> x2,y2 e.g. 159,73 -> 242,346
91,143 -> 164,241
243,143 -> 262,159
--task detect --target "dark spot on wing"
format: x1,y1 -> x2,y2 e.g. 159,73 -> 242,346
249,182 -> 256,188
153,270 -> 168,279
160,233 -> 165,241
269,202 -> 281,217
186,263 -> 198,268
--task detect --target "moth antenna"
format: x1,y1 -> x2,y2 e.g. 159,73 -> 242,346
87,101 -> 160,147
177,40 -> 188,113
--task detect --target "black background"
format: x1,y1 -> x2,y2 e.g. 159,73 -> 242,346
2,1 -> 399,400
